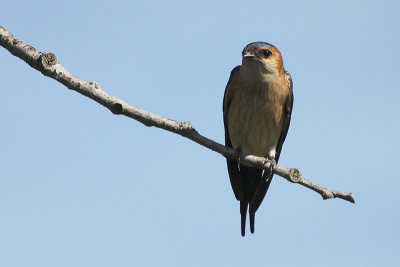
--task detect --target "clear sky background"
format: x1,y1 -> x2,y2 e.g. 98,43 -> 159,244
1,0 -> 399,266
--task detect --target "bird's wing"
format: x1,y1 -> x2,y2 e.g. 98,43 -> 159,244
223,66 -> 242,201
275,71 -> 294,162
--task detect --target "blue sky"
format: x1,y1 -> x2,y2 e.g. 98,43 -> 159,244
1,0 -> 399,266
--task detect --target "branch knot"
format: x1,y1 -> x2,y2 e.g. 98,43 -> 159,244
179,121 -> 197,133
89,81 -> 100,89
40,52 -> 58,67
111,103 -> 123,114
288,168 -> 302,183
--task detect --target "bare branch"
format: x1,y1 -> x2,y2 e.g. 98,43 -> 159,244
0,25 -> 355,204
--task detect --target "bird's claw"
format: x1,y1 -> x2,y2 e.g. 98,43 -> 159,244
264,157 -> 276,174
270,158 -> 277,170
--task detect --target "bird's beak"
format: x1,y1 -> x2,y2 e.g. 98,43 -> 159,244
243,51 -> 256,58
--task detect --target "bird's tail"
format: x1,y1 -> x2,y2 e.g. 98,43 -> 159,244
249,212 -> 255,234
239,165 -> 262,236
248,170 -> 274,234
240,200 -> 248,237
238,166 -> 274,236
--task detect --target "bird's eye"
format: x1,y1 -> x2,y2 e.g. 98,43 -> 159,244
263,50 -> 272,58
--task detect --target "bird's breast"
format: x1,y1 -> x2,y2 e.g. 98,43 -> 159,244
227,80 -> 287,158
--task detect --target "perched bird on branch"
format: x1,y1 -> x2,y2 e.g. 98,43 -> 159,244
223,42 -> 293,236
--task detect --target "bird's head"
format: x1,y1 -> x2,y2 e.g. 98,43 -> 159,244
241,42 -> 285,81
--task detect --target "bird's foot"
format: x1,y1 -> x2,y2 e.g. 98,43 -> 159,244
269,157 -> 276,170
263,157 -> 276,174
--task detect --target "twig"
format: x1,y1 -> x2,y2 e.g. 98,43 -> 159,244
0,25 -> 355,204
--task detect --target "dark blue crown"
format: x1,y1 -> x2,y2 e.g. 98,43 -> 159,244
245,41 -> 274,49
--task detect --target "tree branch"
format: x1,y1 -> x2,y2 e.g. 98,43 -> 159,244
0,25 -> 355,204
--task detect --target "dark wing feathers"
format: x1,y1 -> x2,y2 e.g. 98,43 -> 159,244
223,66 -> 242,200
275,71 -> 294,162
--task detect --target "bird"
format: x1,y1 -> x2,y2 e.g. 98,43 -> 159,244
223,41 -> 293,236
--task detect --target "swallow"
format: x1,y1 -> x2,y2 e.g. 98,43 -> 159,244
223,42 -> 293,236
